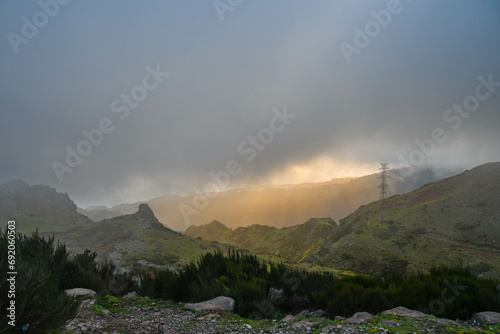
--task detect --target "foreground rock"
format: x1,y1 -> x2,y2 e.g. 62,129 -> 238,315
345,312 -> 373,324
64,288 -> 97,298
183,296 -> 235,313
474,311 -> 500,324
59,297 -> 500,334
383,306 -> 427,318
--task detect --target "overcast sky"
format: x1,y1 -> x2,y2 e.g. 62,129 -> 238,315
1,0 -> 499,207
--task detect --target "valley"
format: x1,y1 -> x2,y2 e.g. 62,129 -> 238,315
1,162 -> 498,279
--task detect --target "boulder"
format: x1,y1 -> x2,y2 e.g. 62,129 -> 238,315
64,288 -> 97,298
310,309 -> 325,317
383,306 -> 427,318
321,325 -> 337,333
184,296 -> 235,313
268,288 -> 285,304
474,311 -> 500,324
345,312 -> 373,324
291,320 -> 320,331
123,291 -> 139,299
281,314 -> 296,323
295,310 -> 310,318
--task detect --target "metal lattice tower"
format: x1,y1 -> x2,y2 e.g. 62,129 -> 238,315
378,163 -> 390,222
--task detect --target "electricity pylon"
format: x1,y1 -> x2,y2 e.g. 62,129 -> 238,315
378,163 -> 390,222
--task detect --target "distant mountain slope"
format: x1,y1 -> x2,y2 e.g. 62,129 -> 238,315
77,206 -> 124,222
0,180 -> 91,233
77,202 -> 145,222
81,167 -> 458,231
151,168 -> 459,231
185,218 -> 338,261
186,163 -> 500,278
306,162 -> 500,277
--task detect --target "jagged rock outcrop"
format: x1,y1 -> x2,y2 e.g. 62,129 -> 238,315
136,203 -> 173,232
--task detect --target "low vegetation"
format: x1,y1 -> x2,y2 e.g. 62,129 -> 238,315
0,229 -> 133,333
139,250 -> 500,320
2,231 -> 499,333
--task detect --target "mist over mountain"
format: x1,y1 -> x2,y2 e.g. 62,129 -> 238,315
78,166 -> 462,231
0,179 -> 91,233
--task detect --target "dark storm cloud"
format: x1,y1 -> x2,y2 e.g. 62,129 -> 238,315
0,0 -> 499,207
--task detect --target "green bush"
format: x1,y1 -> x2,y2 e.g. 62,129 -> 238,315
139,249 -> 337,317
0,230 -> 79,333
0,229 -> 135,333
228,280 -> 266,316
139,250 -> 500,320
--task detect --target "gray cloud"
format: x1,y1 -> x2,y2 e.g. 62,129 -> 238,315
0,0 -> 499,207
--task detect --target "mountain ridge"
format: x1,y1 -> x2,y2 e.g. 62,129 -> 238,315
185,162 -> 500,278
80,166 -> 461,231
0,180 -> 92,233
0,182 -> 222,270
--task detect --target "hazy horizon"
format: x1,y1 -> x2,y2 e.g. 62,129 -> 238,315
1,1 -> 499,208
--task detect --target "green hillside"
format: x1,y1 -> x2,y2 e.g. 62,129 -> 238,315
306,162 -> 500,278
185,217 -> 338,262
47,204 -> 223,271
0,181 -> 223,271
186,163 -> 500,278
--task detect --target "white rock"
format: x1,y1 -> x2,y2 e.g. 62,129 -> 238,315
64,288 -> 97,298
345,312 -> 373,324
184,296 -> 235,313
474,311 -> 500,324
382,306 -> 427,318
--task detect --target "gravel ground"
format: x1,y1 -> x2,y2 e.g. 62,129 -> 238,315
61,298 -> 500,334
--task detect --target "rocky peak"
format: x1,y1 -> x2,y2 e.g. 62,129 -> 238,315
207,220 -> 230,231
137,203 -> 155,218
135,204 -> 175,233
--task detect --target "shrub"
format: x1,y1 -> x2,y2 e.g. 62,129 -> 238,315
0,229 -> 134,333
138,249 -> 500,320
0,229 -> 79,333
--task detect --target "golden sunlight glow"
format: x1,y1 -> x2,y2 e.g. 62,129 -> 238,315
267,157 -> 379,185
